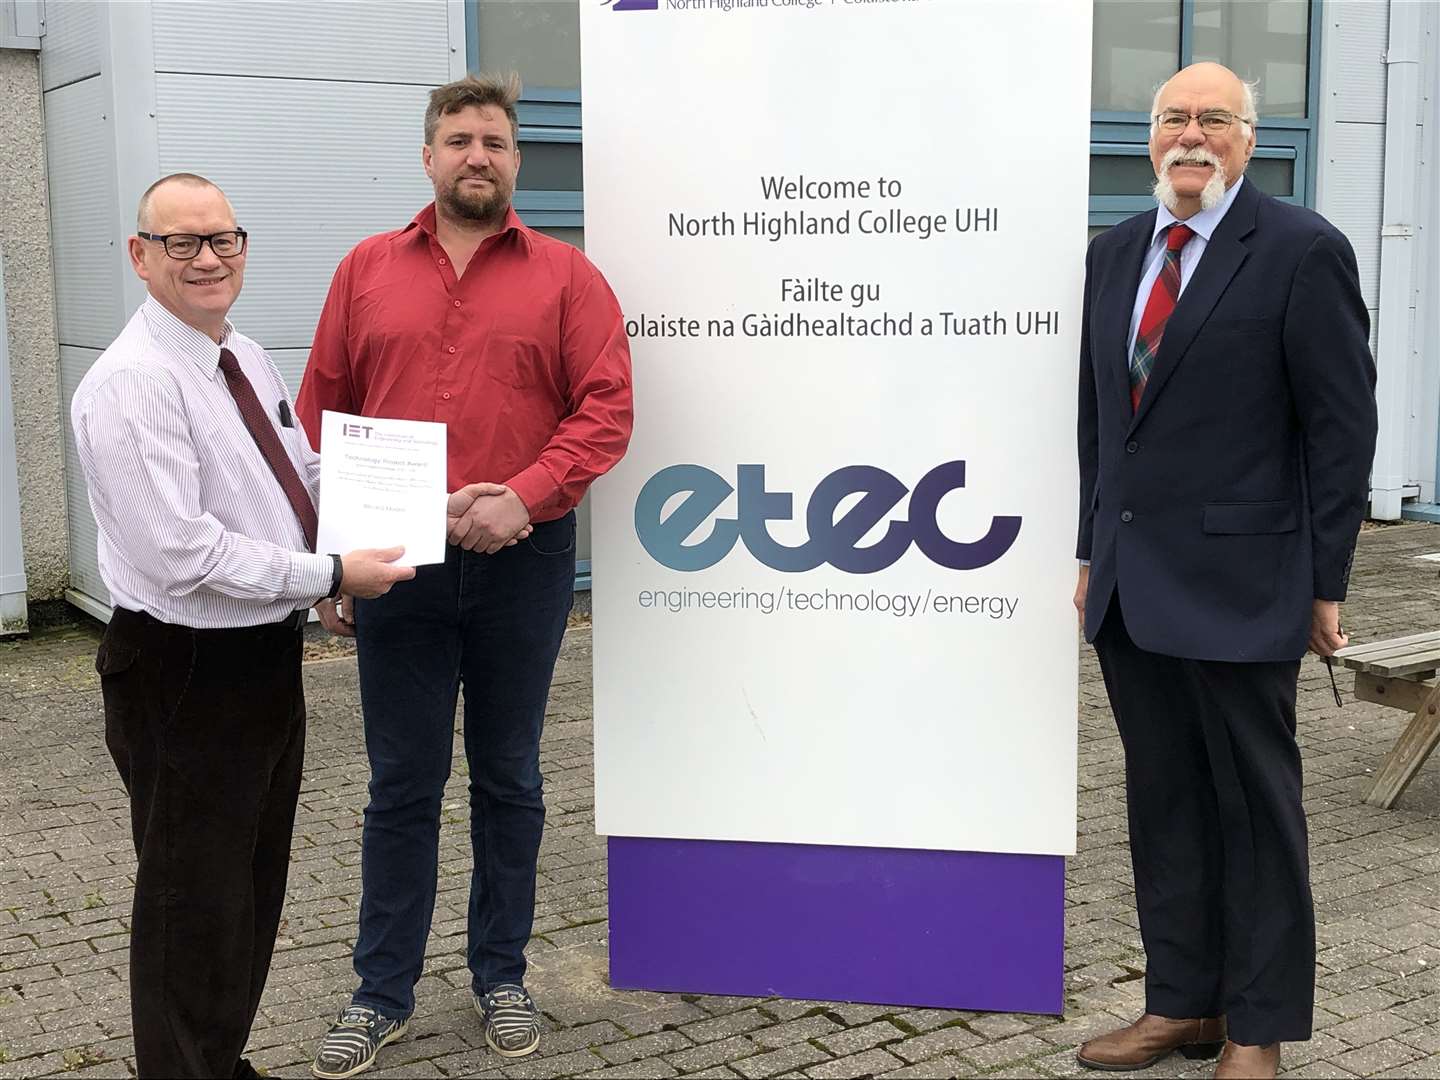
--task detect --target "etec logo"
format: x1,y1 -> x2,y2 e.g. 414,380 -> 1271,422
635,462 -> 1022,573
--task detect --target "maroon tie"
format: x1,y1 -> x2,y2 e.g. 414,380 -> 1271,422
218,347 -> 318,551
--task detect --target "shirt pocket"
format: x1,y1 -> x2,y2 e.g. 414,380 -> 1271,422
485,329 -> 554,392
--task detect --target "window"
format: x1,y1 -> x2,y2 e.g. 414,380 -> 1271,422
467,0 -> 584,231
473,0 -> 579,89
1092,1 -> 1183,113
1089,0 -> 1320,227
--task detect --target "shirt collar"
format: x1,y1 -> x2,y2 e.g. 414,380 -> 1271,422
405,201 -> 534,255
141,296 -> 233,375
1152,175 -> 1245,245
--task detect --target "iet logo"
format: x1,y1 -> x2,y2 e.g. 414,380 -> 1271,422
635,462 -> 1022,573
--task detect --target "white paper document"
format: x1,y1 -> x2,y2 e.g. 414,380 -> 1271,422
316,410 -> 447,567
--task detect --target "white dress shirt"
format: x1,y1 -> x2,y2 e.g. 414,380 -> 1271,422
72,298 -> 332,628
1127,176 -> 1246,357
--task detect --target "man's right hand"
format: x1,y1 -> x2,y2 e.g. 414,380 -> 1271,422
339,546 -> 415,599
447,482 -> 533,552
1074,563 -> 1090,630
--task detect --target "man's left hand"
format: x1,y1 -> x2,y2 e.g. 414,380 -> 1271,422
1309,599 -> 1348,657
448,484 -> 532,555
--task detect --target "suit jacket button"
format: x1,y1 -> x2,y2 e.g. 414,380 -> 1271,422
1120,510 -> 1134,523
1125,440 -> 1139,453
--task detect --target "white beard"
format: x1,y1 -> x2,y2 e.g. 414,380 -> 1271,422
1153,146 -> 1228,212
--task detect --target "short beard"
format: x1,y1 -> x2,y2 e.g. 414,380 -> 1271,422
1152,146 -> 1228,212
439,176 -> 512,228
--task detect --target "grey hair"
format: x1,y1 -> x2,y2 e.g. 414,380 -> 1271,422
1149,76 -> 1260,136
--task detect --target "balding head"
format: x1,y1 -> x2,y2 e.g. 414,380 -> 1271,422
136,173 -> 232,233
1151,62 -> 1258,132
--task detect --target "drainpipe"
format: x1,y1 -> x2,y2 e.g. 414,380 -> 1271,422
1,242 -> 30,634
1370,0 -> 1422,520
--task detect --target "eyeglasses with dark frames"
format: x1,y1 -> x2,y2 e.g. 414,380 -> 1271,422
136,229 -> 248,259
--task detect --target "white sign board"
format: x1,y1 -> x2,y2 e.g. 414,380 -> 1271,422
587,0 -> 1089,856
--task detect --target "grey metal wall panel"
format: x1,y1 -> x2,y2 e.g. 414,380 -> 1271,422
43,76 -> 126,350
1322,122 -> 1385,310
39,0 -> 102,90
151,0 -> 451,85
59,345 -> 110,608
1329,0 -> 1389,125
154,73 -> 437,349
1407,0 -> 1439,498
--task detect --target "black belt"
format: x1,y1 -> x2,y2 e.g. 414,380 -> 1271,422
277,609 -> 308,631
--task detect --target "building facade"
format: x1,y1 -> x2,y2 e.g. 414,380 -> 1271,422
0,0 -> 1435,631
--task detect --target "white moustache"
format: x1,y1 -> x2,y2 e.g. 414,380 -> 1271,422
1161,147 -> 1223,172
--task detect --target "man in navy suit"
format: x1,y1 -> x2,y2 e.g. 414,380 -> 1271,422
1073,63 -> 1377,1079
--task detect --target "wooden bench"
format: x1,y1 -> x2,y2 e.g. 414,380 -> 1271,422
1333,631 -> 1440,809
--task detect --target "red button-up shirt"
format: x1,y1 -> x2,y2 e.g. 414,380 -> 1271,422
296,204 -> 633,521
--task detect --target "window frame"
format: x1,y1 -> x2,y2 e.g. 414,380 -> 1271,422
1089,0 -> 1324,225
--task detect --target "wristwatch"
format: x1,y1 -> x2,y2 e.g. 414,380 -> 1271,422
325,553 -> 343,600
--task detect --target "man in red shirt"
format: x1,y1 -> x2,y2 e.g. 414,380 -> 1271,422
297,73 -> 632,1078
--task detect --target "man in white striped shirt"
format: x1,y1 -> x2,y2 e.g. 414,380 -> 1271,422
70,173 -> 415,1079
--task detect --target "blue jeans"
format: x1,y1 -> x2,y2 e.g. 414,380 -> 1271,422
349,513 -> 576,1018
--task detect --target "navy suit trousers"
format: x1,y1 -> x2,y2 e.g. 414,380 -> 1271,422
1094,599 -> 1315,1045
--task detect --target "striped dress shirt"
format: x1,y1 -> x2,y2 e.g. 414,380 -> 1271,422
72,298 -> 333,628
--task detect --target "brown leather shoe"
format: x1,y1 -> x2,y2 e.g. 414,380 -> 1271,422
1076,1013 -> 1227,1071
1214,1040 -> 1280,1079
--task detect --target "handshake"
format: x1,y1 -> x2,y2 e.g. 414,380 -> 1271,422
316,482 -> 533,637
444,481 -> 534,554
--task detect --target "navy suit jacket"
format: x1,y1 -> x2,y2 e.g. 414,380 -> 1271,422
1078,180 -> 1378,662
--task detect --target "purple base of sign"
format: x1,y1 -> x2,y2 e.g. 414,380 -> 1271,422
608,837 -> 1065,1014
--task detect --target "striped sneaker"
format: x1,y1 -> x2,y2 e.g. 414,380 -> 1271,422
475,984 -> 541,1058
311,1004 -> 408,1079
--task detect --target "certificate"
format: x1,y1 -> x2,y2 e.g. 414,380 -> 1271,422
316,410 -> 447,566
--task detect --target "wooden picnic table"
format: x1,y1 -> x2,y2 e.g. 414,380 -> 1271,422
1334,630 -> 1440,809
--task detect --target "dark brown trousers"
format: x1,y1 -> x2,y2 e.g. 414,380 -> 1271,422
99,607 -> 306,1078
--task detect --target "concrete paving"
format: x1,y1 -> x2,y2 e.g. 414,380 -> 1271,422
2,522 -> 1438,1078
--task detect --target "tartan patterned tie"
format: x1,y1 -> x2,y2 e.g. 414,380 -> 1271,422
1129,223 -> 1195,412
218,348 -> 318,551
